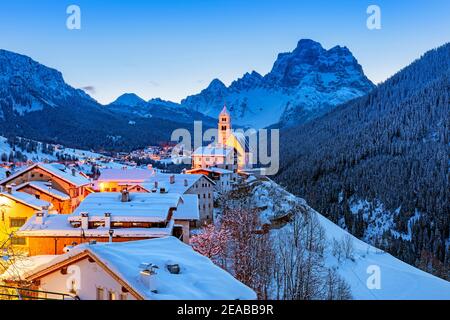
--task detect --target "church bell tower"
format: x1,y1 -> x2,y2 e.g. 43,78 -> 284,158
218,105 -> 231,146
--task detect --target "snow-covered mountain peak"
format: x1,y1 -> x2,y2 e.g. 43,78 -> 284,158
0,49 -> 94,116
181,39 -> 374,128
111,93 -> 147,107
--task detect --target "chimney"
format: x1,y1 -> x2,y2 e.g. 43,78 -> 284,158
154,181 -> 158,189
108,229 -> 114,243
81,212 -> 89,229
5,185 -> 13,194
104,212 -> 111,229
121,189 -> 130,202
35,211 -> 46,225
170,175 -> 175,184
71,168 -> 76,177
139,263 -> 159,293
184,179 -> 188,187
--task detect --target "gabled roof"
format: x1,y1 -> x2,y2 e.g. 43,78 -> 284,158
0,191 -> 51,211
15,181 -> 70,201
0,163 -> 90,188
18,237 -> 257,300
173,194 -> 199,221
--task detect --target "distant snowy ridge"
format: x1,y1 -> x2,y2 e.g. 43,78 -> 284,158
181,39 -> 375,128
107,94 -> 216,125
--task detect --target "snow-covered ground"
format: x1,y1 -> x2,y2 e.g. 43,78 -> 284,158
251,179 -> 450,300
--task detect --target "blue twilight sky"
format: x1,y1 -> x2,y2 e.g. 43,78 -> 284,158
0,0 -> 449,104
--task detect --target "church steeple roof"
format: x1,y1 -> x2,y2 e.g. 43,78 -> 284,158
220,104 -> 230,116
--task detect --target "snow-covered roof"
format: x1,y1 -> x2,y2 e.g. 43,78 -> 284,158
0,163 -> 90,188
192,146 -> 233,157
0,255 -> 57,281
14,237 -> 257,300
98,168 -> 156,183
70,192 -> 182,223
142,173 -> 214,195
173,194 -> 199,221
0,190 -> 51,210
15,181 -> 70,201
187,167 -> 234,175
17,213 -> 174,238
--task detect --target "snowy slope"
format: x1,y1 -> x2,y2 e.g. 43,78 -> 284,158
250,178 -> 450,300
0,136 -> 104,162
182,39 -> 374,128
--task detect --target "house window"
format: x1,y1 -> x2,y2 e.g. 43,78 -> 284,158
120,293 -> 128,300
11,237 -> 26,245
111,188 -> 117,192
108,291 -> 117,300
96,287 -> 104,300
10,218 -> 26,228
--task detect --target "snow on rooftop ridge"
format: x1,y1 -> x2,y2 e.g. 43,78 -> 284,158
192,146 -> 234,156
16,181 -> 70,201
0,190 -> 51,210
70,192 -> 183,222
17,213 -> 175,238
0,163 -> 90,188
98,167 -> 156,182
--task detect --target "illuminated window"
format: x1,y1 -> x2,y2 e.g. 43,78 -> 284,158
96,287 -> 104,300
11,237 -> 26,245
108,291 -> 117,300
10,218 -> 26,228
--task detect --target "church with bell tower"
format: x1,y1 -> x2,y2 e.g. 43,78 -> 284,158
191,105 -> 248,172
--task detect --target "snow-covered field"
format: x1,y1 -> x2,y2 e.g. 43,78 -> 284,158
251,179 -> 450,300
0,136 -> 104,162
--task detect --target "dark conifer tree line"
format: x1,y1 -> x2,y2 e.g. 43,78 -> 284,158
275,43 -> 450,279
